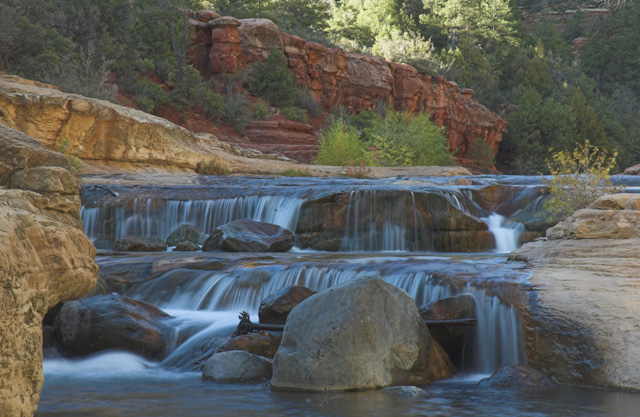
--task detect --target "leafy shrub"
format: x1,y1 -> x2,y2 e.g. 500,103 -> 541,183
281,106 -> 308,123
468,137 -> 495,173
224,93 -> 253,135
281,168 -> 313,177
295,88 -> 323,118
171,67 -> 226,120
58,139 -> 82,172
314,118 -> 369,166
247,47 -> 297,108
364,110 -> 455,167
250,100 -> 272,120
119,71 -> 168,113
543,141 -> 621,219
196,158 -> 231,176
342,160 -> 372,178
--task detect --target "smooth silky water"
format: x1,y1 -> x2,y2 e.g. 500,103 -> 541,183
38,175 -> 640,416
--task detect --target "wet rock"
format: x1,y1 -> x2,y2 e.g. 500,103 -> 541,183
380,386 -> 427,398
166,224 -> 204,246
173,241 -> 200,252
114,236 -> 168,252
419,294 -> 477,369
217,331 -> 283,359
271,277 -> 454,391
53,294 -> 172,360
478,364 -> 556,387
259,286 -> 317,325
203,351 -> 273,383
202,219 -> 294,252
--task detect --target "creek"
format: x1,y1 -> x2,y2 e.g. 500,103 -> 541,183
36,175 -> 640,416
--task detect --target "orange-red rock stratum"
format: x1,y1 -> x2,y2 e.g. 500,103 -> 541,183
188,12 -> 507,163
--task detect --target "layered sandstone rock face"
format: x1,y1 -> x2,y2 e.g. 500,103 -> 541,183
0,74 -> 238,173
0,125 -> 98,416
509,194 -> 640,390
191,13 -> 507,160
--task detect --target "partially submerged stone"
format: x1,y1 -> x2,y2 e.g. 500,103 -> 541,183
259,286 -> 317,325
202,219 -> 294,252
114,235 -> 168,252
203,351 -> 273,383
478,364 -> 556,387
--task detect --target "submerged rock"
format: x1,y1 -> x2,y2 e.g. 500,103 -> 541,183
271,277 -> 454,391
478,364 -> 556,387
419,294 -> 477,368
53,294 -> 172,360
202,219 -> 294,252
258,286 -> 317,325
114,236 -> 168,252
203,351 -> 273,383
380,386 -> 428,398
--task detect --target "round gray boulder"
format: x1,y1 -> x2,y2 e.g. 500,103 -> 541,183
271,277 -> 454,391
203,351 -> 273,383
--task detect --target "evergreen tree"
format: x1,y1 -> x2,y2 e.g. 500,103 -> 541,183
246,47 -> 297,108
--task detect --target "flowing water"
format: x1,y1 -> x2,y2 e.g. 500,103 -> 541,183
37,175 -> 640,416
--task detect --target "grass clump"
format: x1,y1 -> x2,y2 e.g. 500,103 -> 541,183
281,168 -> 313,177
196,158 -> 231,176
58,139 -> 82,172
281,106 -> 308,123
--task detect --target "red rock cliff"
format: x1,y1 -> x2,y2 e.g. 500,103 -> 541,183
189,12 -> 507,163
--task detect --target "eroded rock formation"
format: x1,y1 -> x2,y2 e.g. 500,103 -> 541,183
0,125 -> 98,416
510,194 -> 640,389
190,13 -> 507,161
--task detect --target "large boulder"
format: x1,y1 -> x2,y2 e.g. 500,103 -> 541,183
53,294 -> 172,360
203,351 -> 273,383
271,277 -> 454,391
259,286 -> 317,325
419,294 -> 477,368
0,125 -> 98,417
478,364 -> 556,387
202,219 -> 295,252
114,235 -> 168,252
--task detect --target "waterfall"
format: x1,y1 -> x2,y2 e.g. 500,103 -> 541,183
126,259 -> 524,373
483,214 -> 523,253
81,195 -> 304,242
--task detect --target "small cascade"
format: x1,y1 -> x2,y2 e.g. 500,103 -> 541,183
484,214 -> 523,253
339,190 -> 418,252
81,195 -> 304,242
125,258 -> 523,372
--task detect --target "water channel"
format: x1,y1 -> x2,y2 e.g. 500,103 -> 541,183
37,175 -> 640,416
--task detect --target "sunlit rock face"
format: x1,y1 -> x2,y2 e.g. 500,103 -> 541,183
191,15 -> 507,163
0,125 -> 98,417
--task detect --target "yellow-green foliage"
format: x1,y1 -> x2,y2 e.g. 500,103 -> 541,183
365,110 -> 455,167
196,158 -> 232,176
58,139 -> 82,172
543,140 -> 621,219
314,119 -> 370,166
280,168 -> 313,177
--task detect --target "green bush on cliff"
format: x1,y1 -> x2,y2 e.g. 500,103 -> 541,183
314,119 -> 370,166
543,140 -> 621,220
247,47 -> 297,108
364,110 -> 455,167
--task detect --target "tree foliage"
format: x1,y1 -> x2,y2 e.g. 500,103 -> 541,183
247,47 -> 297,108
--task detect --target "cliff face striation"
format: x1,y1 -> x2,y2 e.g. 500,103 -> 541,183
190,13 -> 507,162
0,125 -> 98,416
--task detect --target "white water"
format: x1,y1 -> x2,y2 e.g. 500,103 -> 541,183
124,258 -> 523,373
484,214 -> 523,253
82,195 -> 304,242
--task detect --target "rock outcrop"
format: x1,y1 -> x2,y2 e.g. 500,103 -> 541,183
510,195 -> 640,390
0,125 -> 98,416
295,190 -> 494,251
203,351 -> 273,383
258,286 -> 317,325
190,15 -> 507,162
271,277 -> 454,391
